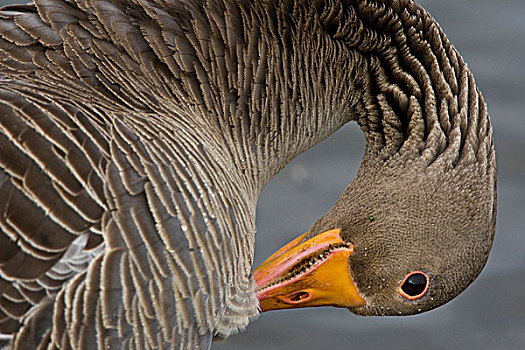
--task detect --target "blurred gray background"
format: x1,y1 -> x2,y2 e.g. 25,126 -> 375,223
1,0 -> 523,349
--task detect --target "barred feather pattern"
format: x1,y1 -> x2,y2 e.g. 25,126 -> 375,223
0,0 -> 494,348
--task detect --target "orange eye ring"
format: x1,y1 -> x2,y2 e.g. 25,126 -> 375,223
398,271 -> 429,300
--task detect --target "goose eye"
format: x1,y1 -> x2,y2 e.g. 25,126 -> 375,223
399,271 -> 429,300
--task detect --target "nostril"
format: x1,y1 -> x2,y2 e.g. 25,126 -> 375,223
276,289 -> 314,305
290,291 -> 309,302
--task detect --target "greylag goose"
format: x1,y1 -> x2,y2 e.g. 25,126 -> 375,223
0,0 -> 496,348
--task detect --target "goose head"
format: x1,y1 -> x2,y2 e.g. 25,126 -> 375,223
254,155 -> 496,316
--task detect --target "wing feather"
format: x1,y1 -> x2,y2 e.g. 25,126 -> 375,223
0,83 -> 109,338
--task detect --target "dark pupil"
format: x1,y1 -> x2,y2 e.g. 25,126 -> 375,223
401,273 -> 427,296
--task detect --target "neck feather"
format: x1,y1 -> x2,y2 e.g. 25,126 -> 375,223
2,0 -> 494,183
334,0 -> 494,172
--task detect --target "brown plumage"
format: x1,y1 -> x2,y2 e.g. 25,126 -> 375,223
0,0 -> 495,349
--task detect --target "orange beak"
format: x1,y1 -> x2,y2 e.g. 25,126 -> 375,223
253,229 -> 366,312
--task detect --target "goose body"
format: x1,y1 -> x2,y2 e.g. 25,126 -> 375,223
0,0 -> 496,349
